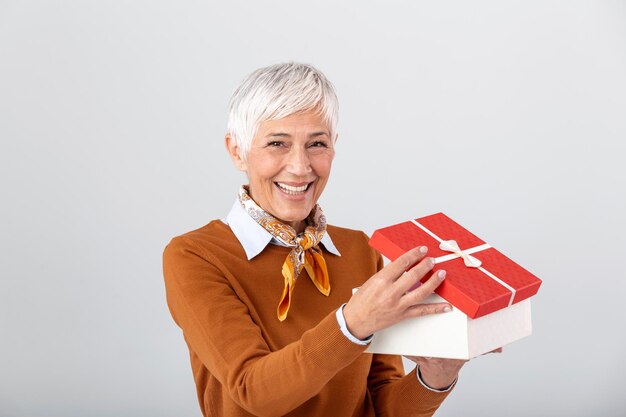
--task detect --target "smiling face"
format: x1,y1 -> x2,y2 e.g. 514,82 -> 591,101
226,110 -> 336,233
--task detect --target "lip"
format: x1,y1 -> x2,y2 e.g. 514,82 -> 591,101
274,181 -> 314,187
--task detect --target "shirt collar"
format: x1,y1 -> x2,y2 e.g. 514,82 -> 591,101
224,198 -> 341,260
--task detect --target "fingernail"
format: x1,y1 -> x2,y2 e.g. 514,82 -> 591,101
437,270 -> 446,280
419,246 -> 428,254
429,257 -> 436,267
443,305 -> 452,312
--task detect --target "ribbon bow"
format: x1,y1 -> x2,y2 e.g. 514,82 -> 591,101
279,231 -> 330,321
439,240 -> 482,268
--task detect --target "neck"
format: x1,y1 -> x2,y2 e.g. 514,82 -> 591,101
287,220 -> 306,234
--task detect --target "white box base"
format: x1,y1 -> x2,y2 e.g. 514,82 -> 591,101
364,294 -> 532,359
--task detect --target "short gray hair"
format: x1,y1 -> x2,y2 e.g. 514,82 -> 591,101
227,62 -> 338,159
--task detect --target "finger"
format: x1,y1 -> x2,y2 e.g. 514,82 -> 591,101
405,355 -> 433,362
405,355 -> 467,367
381,246 -> 429,282
394,256 -> 436,295
402,302 -> 451,319
401,269 -> 447,306
404,355 -> 425,365
404,355 -> 433,366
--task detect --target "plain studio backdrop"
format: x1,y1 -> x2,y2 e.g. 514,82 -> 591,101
1,1 -> 625,416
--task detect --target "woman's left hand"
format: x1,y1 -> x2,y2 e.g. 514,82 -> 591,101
405,356 -> 466,390
405,347 -> 503,390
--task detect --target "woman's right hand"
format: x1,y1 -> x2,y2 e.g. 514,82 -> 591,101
342,246 -> 451,340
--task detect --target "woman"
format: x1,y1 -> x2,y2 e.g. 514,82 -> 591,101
163,62 -> 465,417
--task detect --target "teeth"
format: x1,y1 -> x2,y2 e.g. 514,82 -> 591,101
277,182 -> 309,194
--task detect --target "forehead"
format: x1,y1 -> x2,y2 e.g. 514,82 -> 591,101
257,110 -> 330,134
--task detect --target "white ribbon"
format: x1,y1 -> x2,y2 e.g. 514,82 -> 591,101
410,219 -> 516,306
438,240 -> 483,268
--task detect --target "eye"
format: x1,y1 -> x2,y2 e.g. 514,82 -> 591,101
266,141 -> 285,147
309,141 -> 329,148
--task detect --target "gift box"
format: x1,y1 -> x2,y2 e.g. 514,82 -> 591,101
365,212 -> 542,359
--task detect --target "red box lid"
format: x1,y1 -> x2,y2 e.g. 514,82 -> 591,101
369,212 -> 542,319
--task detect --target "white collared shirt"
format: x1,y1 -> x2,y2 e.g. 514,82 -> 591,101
224,199 -> 341,260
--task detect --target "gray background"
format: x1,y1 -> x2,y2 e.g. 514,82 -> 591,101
1,1 -> 625,416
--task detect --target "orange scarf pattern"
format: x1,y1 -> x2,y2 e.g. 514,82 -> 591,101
238,186 -> 330,321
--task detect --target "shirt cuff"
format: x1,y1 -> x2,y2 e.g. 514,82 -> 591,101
335,303 -> 372,345
415,364 -> 457,393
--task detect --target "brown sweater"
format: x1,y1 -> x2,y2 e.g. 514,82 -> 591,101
163,220 -> 452,417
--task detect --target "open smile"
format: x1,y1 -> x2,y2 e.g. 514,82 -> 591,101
274,181 -> 314,196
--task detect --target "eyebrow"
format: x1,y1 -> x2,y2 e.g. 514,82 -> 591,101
266,132 -> 290,138
265,131 -> 330,138
310,131 -> 330,138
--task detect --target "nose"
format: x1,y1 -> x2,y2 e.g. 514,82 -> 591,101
285,146 -> 312,176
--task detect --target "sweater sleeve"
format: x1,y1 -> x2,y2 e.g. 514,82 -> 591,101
163,236 -> 368,417
368,354 -> 454,416
366,251 -> 454,416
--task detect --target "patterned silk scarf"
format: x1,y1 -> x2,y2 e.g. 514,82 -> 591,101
238,185 -> 330,321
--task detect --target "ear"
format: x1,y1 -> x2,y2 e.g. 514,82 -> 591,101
225,134 -> 247,172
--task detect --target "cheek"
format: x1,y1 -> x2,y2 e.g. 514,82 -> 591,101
312,155 -> 334,178
248,159 -> 283,182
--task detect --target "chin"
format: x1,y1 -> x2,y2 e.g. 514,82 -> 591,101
277,207 -> 313,223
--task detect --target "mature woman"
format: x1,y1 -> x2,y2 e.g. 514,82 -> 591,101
163,62 -> 465,417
